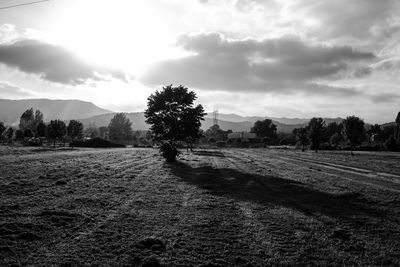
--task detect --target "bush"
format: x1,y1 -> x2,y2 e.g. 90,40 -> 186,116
159,142 -> 180,162
26,137 -> 43,147
70,138 -> 126,148
216,141 -> 226,147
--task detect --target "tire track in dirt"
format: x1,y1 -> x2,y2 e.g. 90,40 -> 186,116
274,155 -> 400,193
222,149 -> 400,265
230,149 -> 400,193
278,154 -> 400,181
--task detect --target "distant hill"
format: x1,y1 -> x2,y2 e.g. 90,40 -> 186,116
207,113 -> 310,125
79,112 -> 322,133
207,113 -> 343,126
0,99 -> 111,126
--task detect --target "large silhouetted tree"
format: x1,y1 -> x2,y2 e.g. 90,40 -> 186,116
342,116 -> 365,156
250,119 -> 277,144
108,113 -> 133,142
308,117 -> 326,152
145,85 -> 205,161
47,120 -> 67,148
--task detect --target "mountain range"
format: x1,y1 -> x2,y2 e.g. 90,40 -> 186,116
0,99 -> 110,126
0,98 -> 346,133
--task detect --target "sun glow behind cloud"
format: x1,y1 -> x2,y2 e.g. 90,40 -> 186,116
47,0 -> 183,76
0,0 -> 399,122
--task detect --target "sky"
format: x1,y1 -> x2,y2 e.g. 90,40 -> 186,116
0,0 -> 399,123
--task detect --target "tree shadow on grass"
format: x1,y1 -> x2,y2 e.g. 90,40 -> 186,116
167,161 -> 383,220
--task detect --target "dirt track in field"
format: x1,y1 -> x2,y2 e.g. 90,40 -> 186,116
1,147 -> 400,266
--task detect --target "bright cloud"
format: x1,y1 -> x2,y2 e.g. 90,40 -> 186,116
142,33 -> 375,95
0,0 -> 399,123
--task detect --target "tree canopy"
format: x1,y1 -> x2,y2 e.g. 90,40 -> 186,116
145,85 -> 205,143
84,123 -> 99,138
0,122 -> 5,137
36,121 -> 47,138
145,85 -> 205,161
250,119 -> 277,141
308,117 -> 325,152
204,124 -> 226,142
67,120 -> 84,141
293,127 -> 308,151
19,108 -> 43,135
47,120 -> 67,147
342,116 -> 365,155
108,113 -> 133,142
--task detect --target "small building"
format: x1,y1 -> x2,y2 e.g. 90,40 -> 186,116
227,132 -> 256,142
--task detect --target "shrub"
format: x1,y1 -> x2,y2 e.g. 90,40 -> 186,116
70,137 -> 126,148
216,141 -> 226,147
159,142 -> 180,162
26,137 -> 42,147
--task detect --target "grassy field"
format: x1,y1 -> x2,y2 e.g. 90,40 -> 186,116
1,146 -> 400,266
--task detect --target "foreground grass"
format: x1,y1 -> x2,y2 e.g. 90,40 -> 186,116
1,147 -> 399,266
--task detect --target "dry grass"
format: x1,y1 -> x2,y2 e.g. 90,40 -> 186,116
1,146 -> 399,266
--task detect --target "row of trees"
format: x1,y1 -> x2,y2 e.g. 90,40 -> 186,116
293,114 -> 400,154
0,108 -> 136,147
200,113 -> 400,154
0,109 -> 85,147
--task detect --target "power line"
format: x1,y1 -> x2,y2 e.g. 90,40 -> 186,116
0,0 -> 51,10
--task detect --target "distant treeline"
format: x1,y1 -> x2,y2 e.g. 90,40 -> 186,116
0,108 -> 150,148
200,112 -> 400,153
1,108 -> 399,152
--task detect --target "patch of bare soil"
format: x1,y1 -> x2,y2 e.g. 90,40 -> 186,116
1,146 -> 399,266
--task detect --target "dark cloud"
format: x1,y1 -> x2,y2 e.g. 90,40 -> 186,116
352,66 -> 373,78
142,33 -> 375,95
0,82 -> 32,97
0,39 -> 128,85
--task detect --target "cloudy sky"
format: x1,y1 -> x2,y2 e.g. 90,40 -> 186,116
0,0 -> 399,123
